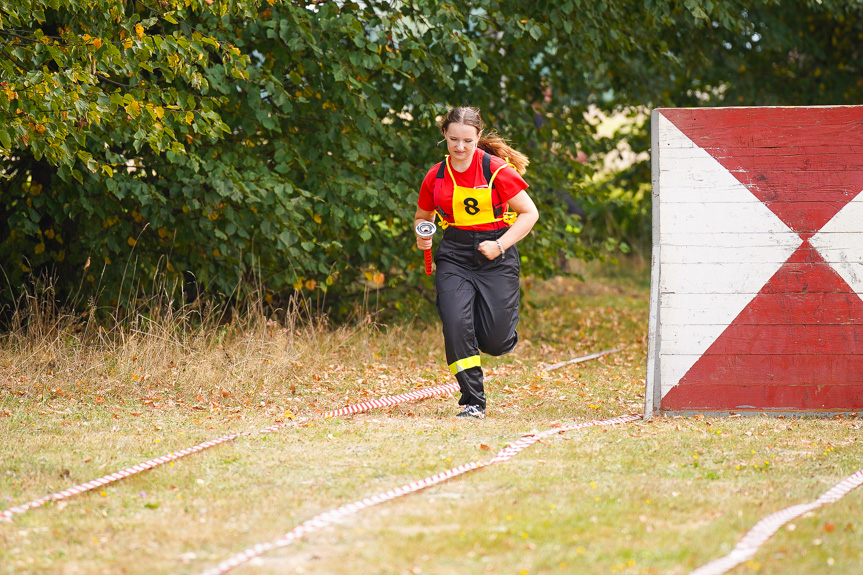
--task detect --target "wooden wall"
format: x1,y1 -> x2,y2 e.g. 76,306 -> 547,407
647,106 -> 863,414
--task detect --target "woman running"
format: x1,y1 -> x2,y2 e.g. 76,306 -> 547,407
415,106 -> 539,419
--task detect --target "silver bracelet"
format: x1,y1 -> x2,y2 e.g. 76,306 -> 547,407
495,239 -> 505,259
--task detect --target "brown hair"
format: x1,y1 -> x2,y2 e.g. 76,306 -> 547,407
439,106 -> 529,175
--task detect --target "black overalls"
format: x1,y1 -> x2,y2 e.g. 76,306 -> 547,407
435,229 -> 520,409
431,152 -> 522,410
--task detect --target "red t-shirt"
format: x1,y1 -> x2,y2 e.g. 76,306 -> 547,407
418,148 -> 528,231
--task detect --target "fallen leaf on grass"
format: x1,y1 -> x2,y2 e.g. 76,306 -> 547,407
480,444 -> 491,451
130,411 -> 143,416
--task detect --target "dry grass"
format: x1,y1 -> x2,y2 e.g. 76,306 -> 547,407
2,262 -> 863,575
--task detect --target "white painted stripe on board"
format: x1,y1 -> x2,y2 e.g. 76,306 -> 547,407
660,324 -> 742,356
810,191 -> 863,296
659,244 -> 795,265
661,294 -> 752,326
660,232 -> 803,249
659,203 -> 800,235
657,114 -> 801,398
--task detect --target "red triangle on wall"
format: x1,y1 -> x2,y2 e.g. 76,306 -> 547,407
662,107 -> 863,238
662,242 -> 863,411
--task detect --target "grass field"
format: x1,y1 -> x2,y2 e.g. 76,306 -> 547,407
2,262 -> 862,574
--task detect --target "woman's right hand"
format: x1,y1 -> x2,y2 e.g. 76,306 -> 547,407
414,208 -> 436,251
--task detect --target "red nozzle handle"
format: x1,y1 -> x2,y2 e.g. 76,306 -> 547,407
424,249 -> 433,275
415,220 -> 437,276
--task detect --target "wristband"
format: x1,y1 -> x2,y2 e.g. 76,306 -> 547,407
495,239 -> 505,259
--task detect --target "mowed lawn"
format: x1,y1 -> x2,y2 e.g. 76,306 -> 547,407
2,263 -> 862,575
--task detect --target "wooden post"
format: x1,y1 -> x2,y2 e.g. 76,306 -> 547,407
645,109 -> 663,419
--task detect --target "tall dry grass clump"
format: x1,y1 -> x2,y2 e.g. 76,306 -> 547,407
0,276 -> 424,409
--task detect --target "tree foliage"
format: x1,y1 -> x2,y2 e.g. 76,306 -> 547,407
2,0 -> 862,319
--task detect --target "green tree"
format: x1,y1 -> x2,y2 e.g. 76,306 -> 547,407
2,1 -> 862,320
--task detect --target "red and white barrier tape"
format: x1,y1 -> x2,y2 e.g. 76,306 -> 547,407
690,468 -> 863,575
0,431 -> 248,520
199,413 -> 642,575
1,383 -> 459,521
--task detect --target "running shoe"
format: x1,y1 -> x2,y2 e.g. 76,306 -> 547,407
456,405 -> 485,419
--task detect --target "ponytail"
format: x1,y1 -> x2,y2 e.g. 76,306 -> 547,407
478,131 -> 529,175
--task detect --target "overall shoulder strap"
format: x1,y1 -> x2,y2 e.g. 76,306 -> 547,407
433,158 -> 447,197
482,152 -> 493,187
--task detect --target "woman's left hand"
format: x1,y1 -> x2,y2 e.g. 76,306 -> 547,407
478,240 -> 503,260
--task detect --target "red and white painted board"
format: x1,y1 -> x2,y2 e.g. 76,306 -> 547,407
646,106 -> 863,415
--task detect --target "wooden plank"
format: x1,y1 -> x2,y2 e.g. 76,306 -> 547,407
659,202 -> 793,234
660,191 -> 861,203
760,261 -> 854,294
660,232 -> 859,247
661,293 -> 863,325
659,201 -> 857,238
659,323 -> 746,356
734,292 -> 863,324
662,382 -> 863,411
662,325 -> 863,356
707,325 -> 863,354
660,354 -> 863,387
660,244 -> 798,265
660,244 -> 863,265
660,157 -> 863,180
660,148 -> 863,172
657,264 -> 772,294
659,261 -> 863,294
663,144 -> 863,159
657,106 -> 863,149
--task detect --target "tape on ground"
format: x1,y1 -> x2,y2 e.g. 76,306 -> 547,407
0,383 -> 459,521
1,349 -> 625,522
199,413 -> 642,575
690,468 -> 863,575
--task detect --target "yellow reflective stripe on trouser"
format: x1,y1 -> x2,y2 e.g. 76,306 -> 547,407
449,355 -> 481,375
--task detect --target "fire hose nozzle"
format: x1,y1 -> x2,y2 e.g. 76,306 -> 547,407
415,221 -> 436,238
415,221 -> 437,275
